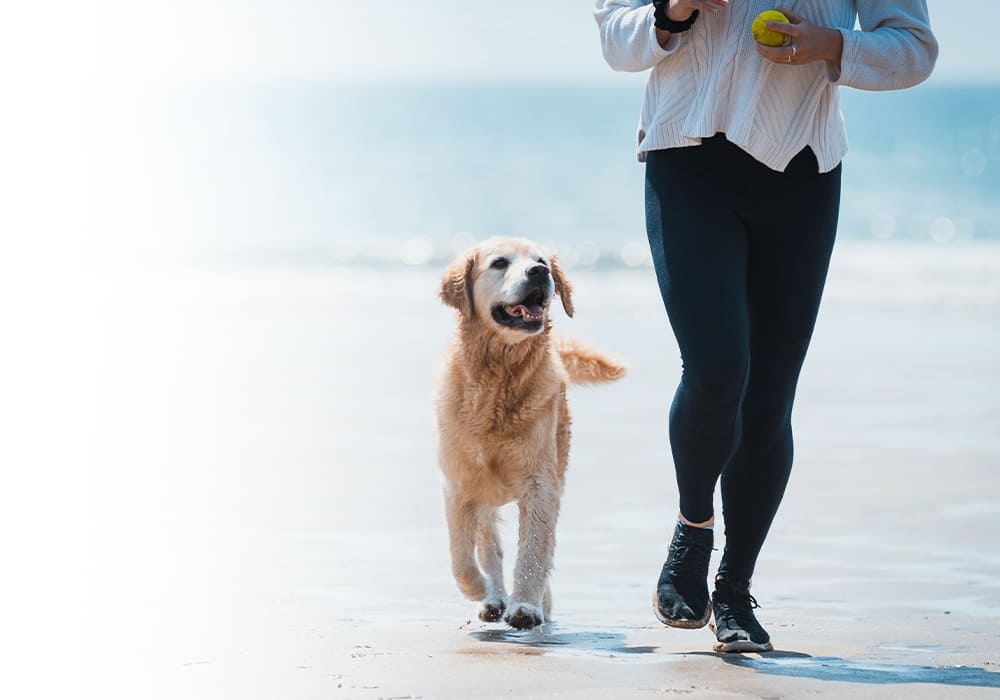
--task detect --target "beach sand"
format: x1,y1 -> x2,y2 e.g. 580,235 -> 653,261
39,242 -> 1000,698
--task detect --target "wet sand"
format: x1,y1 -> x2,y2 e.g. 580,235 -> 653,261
56,242 -> 1000,698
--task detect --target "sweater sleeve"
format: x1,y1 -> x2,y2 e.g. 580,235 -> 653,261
593,0 -> 681,73
828,0 -> 938,90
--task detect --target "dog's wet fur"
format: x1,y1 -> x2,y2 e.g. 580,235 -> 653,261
435,237 -> 625,628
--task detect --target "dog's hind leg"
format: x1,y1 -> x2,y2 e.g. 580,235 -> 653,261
475,510 -> 508,622
542,582 -> 552,619
444,491 -> 487,601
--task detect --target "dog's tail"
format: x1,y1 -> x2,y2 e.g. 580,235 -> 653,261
554,335 -> 626,385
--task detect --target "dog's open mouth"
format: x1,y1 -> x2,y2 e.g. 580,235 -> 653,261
491,288 -> 549,331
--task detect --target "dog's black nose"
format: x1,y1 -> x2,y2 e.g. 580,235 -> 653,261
527,264 -> 550,279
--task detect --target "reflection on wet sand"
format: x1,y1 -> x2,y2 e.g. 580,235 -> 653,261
468,625 -> 657,657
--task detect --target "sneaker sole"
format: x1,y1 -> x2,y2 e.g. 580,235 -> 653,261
708,620 -> 772,652
651,592 -> 712,629
712,639 -> 773,653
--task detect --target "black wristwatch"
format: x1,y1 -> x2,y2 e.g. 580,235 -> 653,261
652,2 -> 699,33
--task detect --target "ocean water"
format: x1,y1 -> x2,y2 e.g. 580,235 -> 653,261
118,82 -> 1000,267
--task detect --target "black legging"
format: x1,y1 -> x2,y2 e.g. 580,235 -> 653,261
644,134 -> 841,582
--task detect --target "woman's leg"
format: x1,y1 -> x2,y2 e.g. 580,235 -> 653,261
645,146 -> 752,626
702,146 -> 841,653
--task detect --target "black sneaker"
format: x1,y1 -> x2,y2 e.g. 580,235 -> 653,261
652,522 -> 713,628
711,576 -> 773,652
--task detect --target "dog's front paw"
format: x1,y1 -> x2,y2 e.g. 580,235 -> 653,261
504,601 -> 545,629
478,597 -> 507,623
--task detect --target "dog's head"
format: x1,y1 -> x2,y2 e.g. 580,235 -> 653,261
440,237 -> 574,341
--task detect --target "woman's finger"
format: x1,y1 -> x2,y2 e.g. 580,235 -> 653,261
765,20 -> 802,38
755,42 -> 800,64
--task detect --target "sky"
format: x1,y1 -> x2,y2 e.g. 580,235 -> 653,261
4,1 -> 999,86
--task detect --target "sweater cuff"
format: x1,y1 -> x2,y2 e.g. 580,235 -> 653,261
648,8 -> 682,58
826,27 -> 859,85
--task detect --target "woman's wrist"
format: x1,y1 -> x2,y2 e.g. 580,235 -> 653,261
666,5 -> 695,22
653,1 -> 699,37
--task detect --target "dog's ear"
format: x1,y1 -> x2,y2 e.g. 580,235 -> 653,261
550,255 -> 574,318
440,252 -> 477,318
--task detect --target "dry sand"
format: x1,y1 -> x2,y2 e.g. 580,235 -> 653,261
16,242 -> 1000,699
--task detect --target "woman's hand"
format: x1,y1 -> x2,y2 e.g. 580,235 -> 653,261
663,0 -> 728,22
754,8 -> 843,69
654,0 -> 729,48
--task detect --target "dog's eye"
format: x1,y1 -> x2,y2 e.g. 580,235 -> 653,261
537,258 -> 547,266
490,258 -> 509,270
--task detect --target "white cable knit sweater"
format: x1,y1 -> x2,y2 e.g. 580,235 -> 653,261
593,0 -> 938,172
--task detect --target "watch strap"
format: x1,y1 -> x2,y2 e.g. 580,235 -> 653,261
652,3 -> 700,33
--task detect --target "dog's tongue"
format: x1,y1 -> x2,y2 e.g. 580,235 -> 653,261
508,303 -> 544,320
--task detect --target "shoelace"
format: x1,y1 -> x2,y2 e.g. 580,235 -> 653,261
666,538 -> 713,580
716,591 -> 761,627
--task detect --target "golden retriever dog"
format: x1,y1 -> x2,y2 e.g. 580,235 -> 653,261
434,237 -> 624,629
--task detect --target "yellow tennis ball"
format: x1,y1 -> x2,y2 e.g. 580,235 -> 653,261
751,10 -> 791,47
